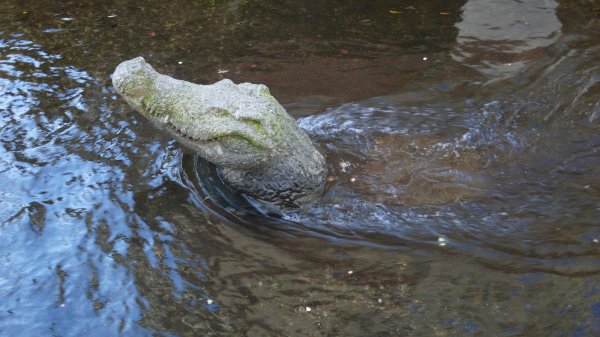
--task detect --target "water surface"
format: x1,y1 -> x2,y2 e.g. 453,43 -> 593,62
1,0 -> 600,336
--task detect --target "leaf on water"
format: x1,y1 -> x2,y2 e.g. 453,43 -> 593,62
164,23 -> 175,29
241,63 -> 257,71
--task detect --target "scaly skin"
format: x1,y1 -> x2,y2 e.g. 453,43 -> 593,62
112,57 -> 326,205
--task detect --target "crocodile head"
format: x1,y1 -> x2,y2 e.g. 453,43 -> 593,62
112,57 -> 326,205
112,57 -> 299,170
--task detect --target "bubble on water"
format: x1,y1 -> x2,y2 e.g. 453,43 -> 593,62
339,160 -> 351,172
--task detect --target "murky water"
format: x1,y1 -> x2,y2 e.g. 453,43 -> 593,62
1,0 -> 600,336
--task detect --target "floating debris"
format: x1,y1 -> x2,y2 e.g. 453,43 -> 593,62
217,69 -> 229,74
61,17 -> 75,21
241,63 -> 258,71
423,57 -> 428,61
178,61 -> 183,65
42,28 -> 63,33
437,237 -> 448,246
339,160 -> 351,172
107,14 -> 117,18
305,306 -> 312,312
347,270 -> 354,275
350,177 -> 356,183
206,299 -> 213,304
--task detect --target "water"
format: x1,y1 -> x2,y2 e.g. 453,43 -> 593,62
1,0 -> 600,336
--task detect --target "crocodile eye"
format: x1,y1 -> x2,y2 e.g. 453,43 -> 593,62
240,118 -> 266,136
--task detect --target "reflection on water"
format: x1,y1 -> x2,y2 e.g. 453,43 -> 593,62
1,0 -> 600,336
453,0 -> 562,79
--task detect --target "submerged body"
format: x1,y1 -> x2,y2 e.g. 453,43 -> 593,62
112,57 -> 326,205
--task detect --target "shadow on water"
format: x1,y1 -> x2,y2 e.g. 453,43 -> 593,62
1,0 -> 600,336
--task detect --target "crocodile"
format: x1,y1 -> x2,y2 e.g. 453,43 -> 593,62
112,57 -> 326,206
